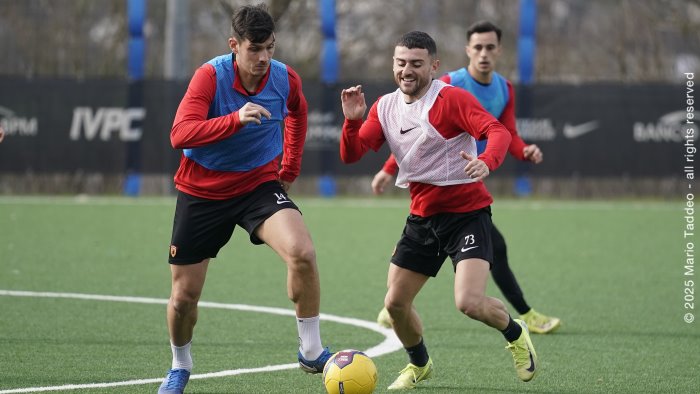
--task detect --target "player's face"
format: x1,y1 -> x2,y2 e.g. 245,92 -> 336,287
393,46 -> 439,102
229,34 -> 276,78
466,31 -> 501,75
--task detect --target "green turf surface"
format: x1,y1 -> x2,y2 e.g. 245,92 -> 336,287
0,196 -> 697,393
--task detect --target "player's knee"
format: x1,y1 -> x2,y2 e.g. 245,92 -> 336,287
456,295 -> 484,319
287,244 -> 317,269
170,290 -> 200,317
384,297 -> 408,317
385,303 -> 403,319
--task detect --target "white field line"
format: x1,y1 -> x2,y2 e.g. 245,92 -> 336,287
0,290 -> 402,393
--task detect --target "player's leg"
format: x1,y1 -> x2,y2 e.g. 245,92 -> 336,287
449,209 -> 538,382
491,224 -> 561,334
449,209 -> 510,328
167,261 -> 209,359
385,264 -> 429,346
161,191 -> 233,394
168,261 -> 209,347
454,258 -> 510,328
254,197 -> 329,373
376,274 -> 393,328
455,259 -> 538,381
490,224 -> 529,313
257,208 -> 320,317
385,214 -> 443,390
159,263 -> 209,394
385,264 -> 433,390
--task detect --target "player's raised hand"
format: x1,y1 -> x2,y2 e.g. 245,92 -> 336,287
371,169 -> 393,195
523,144 -> 543,164
238,102 -> 272,125
461,151 -> 489,181
341,85 -> 367,120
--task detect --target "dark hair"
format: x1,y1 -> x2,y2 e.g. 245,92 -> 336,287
231,3 -> 275,43
466,20 -> 502,43
395,31 -> 437,57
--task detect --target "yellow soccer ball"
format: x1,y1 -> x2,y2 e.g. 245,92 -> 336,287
322,350 -> 377,394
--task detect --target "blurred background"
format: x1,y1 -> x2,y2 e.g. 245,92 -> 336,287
0,0 -> 697,198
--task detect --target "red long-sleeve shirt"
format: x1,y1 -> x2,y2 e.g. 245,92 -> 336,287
341,84 -> 511,217
381,74 -> 527,175
170,61 -> 307,199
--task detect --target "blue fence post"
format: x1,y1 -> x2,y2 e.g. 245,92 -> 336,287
124,0 -> 146,196
318,0 -> 338,197
515,0 -> 537,197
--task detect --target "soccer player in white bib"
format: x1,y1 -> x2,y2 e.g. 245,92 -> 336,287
340,31 -> 539,390
373,21 -> 561,336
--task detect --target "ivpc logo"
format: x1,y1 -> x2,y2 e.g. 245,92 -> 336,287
0,106 -> 38,137
69,107 -> 145,141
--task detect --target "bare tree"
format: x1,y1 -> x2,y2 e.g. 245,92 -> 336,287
0,0 -> 696,81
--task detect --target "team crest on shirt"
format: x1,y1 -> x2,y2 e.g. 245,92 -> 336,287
170,245 -> 177,258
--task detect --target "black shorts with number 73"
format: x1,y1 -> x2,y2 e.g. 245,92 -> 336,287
390,206 -> 493,277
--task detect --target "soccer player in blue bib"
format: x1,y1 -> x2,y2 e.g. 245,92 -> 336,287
158,4 -> 331,393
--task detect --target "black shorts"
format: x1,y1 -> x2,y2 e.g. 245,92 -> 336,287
390,207 -> 493,277
168,181 -> 300,264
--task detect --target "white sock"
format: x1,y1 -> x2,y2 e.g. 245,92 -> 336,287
171,341 -> 193,371
296,315 -> 323,360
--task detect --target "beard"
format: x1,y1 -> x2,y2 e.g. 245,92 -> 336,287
396,76 -> 427,97
396,78 -> 431,100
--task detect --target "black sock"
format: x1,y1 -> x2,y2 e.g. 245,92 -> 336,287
501,317 -> 523,343
406,338 -> 430,367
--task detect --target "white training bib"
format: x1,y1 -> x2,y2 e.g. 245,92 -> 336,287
377,80 -> 478,188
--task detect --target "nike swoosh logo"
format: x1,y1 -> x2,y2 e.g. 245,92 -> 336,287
461,245 -> 479,252
526,349 -> 536,373
563,120 -> 599,139
400,126 -> 418,134
277,200 -> 292,205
